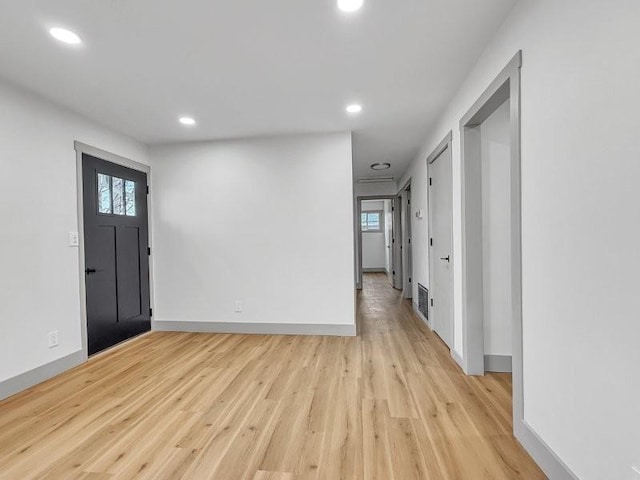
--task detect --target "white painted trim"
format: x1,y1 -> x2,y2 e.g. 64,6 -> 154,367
450,349 -> 465,371
515,421 -> 579,480
153,321 -> 357,337
74,141 -> 154,360
0,350 -> 85,401
484,354 -> 512,373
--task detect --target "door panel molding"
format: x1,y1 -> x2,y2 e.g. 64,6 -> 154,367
75,142 -> 153,360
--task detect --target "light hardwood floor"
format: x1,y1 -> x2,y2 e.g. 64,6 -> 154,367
0,273 -> 544,479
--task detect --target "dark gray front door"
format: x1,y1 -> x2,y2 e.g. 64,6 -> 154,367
82,153 -> 150,355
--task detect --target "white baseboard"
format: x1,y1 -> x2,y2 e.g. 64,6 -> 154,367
484,354 -> 512,373
153,320 -> 356,337
450,349 -> 465,371
0,350 -> 86,401
515,419 -> 579,480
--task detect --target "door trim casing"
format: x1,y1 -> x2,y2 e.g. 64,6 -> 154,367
355,195 -> 396,290
74,141 -> 154,360
399,180 -> 412,299
426,131 -> 454,348
459,51 -> 576,479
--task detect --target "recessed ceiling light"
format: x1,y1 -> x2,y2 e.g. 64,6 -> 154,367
346,104 -> 362,114
49,27 -> 82,45
371,163 -> 391,171
337,0 -> 364,13
179,116 -> 196,126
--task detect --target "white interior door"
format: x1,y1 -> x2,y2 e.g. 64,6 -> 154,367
429,146 -> 454,348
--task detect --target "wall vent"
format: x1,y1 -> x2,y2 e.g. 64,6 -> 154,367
418,283 -> 429,320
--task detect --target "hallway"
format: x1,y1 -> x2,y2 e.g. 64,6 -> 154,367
0,274 -> 543,479
357,273 -> 543,478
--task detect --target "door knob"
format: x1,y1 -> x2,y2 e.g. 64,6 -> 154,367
440,255 -> 450,262
85,267 -> 97,274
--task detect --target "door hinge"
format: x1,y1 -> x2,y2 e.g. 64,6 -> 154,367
429,178 -> 432,186
147,247 -> 151,256
430,238 -> 433,246
149,308 -> 153,317
393,270 -> 395,275
146,185 -> 150,194
408,199 -> 411,205
409,277 -> 412,283
408,238 -> 411,244
430,298 -> 434,307
392,238 -> 395,244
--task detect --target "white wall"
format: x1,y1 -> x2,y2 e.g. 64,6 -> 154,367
481,101 -> 512,356
397,0 -> 640,477
150,132 -> 355,327
0,79 -> 150,384
353,181 -> 397,197
361,200 -> 386,270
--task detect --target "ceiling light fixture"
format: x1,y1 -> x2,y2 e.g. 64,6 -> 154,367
49,27 -> 82,45
179,116 -> 196,126
346,104 -> 362,114
370,163 -> 391,171
337,0 -> 364,13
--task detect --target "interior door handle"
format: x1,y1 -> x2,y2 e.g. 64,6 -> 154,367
440,255 -> 450,263
85,268 -> 97,274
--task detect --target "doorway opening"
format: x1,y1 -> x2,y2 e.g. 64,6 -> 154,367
75,142 -> 152,357
459,52 -> 523,422
355,195 -> 397,290
361,199 -> 393,283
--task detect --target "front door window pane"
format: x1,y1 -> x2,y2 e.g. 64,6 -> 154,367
112,177 -> 125,215
97,173 -> 112,214
125,180 -> 136,216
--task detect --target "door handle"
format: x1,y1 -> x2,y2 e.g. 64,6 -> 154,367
440,255 -> 450,263
85,267 -> 97,274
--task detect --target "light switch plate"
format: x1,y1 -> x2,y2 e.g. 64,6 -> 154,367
234,300 -> 243,313
48,331 -> 59,348
69,231 -> 79,247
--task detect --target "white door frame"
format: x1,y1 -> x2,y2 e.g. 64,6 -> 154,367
460,49 -> 576,480
74,141 -> 154,360
355,195 -> 396,290
427,131 -> 454,347
459,51 -> 523,411
399,180 -> 413,298
392,193 -> 403,290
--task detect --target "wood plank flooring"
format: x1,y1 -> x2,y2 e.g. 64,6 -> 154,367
0,273 -> 544,479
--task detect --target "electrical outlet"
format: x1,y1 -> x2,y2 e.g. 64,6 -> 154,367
234,300 -> 243,313
48,331 -> 59,348
69,231 -> 79,247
